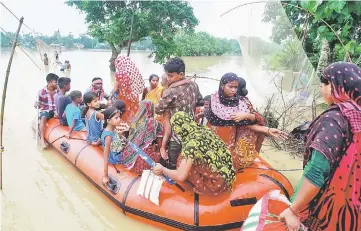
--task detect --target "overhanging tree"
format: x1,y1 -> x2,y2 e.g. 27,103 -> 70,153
263,0 -> 361,67
66,0 -> 199,70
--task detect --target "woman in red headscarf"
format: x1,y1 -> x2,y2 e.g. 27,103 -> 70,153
280,62 -> 361,231
112,55 -> 145,123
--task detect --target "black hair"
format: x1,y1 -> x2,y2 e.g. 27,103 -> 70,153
320,75 -> 330,85
113,100 -> 126,115
164,57 -> 185,74
46,73 -> 59,83
149,74 -> 159,82
237,77 -> 248,97
57,77 -> 71,89
203,95 -> 211,102
69,90 -> 82,101
92,77 -> 102,82
103,106 -> 119,128
82,92 -> 97,117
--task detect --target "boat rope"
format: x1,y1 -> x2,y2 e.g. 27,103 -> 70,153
0,27 -> 42,70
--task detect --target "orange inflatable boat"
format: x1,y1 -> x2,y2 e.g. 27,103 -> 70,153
35,118 -> 294,231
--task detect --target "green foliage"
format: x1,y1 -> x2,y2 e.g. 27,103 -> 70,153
174,31 -> 240,56
265,39 -> 304,71
263,0 -> 361,66
0,31 -> 100,49
66,0 -> 199,64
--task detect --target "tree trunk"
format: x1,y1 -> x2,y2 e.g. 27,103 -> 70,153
109,43 -> 120,72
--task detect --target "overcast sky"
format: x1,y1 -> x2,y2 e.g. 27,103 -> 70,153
1,0 -> 273,41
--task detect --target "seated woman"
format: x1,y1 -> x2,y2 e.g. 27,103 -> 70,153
142,74 -> 162,103
280,62 -> 361,231
102,101 -> 163,184
153,112 -> 236,196
204,73 -> 286,170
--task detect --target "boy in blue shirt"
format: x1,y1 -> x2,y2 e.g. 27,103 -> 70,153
64,90 -> 85,138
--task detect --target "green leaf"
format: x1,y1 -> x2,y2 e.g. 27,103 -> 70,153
318,26 -> 327,33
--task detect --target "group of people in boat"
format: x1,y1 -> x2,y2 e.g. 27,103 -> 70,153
35,55 -> 361,230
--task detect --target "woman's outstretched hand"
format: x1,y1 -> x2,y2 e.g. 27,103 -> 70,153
152,163 -> 164,176
268,128 -> 288,141
279,207 -> 300,231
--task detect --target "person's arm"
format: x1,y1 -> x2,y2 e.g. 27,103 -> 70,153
248,124 -> 288,140
231,112 -> 256,123
155,89 -> 175,115
102,136 -> 112,184
96,111 -> 104,120
195,83 -> 204,107
67,118 -> 76,137
142,88 -> 147,100
153,158 -> 194,182
160,111 -> 171,159
280,150 -> 330,229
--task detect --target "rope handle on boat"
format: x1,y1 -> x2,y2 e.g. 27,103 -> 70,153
50,135 -> 87,145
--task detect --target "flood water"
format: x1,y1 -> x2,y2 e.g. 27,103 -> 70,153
0,49 -> 302,231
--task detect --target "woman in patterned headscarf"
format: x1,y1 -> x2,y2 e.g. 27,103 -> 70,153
280,62 -> 361,231
153,111 -> 236,195
204,72 -> 286,171
112,55 -> 145,123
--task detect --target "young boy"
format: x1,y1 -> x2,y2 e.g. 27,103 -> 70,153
155,57 -> 203,169
35,73 -> 59,149
64,90 -> 85,138
55,77 -> 72,126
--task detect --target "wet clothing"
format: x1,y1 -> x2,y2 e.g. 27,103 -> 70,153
85,111 -> 102,143
101,130 -> 127,164
114,55 -> 145,123
121,101 -> 162,173
55,93 -> 72,125
38,86 -> 58,112
298,62 -> 361,231
205,73 -> 265,170
292,150 -> 330,200
171,112 -> 236,195
155,79 -> 203,119
64,103 -> 85,131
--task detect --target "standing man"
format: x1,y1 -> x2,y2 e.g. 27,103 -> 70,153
155,57 -> 203,169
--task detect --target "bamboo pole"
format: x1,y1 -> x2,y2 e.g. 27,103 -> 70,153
0,17 -> 24,190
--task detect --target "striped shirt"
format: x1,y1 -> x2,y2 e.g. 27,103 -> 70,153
38,86 -> 58,112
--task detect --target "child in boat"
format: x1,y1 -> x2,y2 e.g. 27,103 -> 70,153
155,57 -> 203,169
102,102 -> 162,184
64,90 -> 85,138
35,73 -> 59,149
83,92 -> 104,145
101,106 -> 130,184
55,77 -> 72,126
